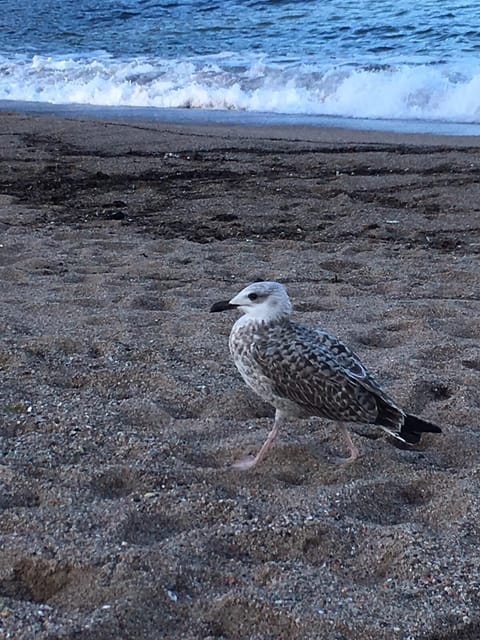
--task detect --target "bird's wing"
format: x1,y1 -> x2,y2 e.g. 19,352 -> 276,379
252,323 -> 395,422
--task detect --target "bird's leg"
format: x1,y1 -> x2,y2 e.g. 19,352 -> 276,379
334,423 -> 360,465
231,410 -> 284,471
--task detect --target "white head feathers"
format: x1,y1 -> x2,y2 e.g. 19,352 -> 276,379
228,281 -> 292,323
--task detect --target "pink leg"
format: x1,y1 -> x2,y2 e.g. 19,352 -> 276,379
231,411 -> 283,471
334,424 -> 360,465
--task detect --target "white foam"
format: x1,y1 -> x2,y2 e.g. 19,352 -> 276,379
1,52 -> 479,123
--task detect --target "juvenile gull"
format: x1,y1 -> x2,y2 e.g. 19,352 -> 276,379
211,281 -> 441,470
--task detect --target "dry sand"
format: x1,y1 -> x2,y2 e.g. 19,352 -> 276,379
0,112 -> 479,639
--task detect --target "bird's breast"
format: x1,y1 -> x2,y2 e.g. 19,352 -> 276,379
229,322 -> 272,388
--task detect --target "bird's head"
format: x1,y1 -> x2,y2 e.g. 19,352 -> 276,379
210,281 -> 292,322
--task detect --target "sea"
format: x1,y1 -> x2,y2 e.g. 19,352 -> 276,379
1,0 -> 480,134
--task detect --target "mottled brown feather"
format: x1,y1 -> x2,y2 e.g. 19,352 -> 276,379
230,318 -> 405,431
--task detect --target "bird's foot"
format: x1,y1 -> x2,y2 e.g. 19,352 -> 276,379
334,425 -> 361,465
231,454 -> 258,471
332,448 -> 361,466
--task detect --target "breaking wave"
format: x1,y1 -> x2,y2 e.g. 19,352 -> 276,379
1,52 -> 480,123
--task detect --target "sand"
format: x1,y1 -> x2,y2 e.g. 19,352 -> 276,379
0,111 -> 479,640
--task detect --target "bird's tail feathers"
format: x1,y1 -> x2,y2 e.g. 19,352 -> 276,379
375,399 -> 442,445
400,414 -> 442,445
378,425 -> 407,442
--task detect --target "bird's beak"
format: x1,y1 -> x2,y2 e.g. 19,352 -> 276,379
210,300 -> 238,313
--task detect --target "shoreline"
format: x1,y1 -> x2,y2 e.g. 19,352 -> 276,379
2,100 -> 480,143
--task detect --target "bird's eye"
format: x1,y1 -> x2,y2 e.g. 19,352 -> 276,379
248,292 -> 258,301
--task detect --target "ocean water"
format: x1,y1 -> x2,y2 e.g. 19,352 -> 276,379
1,0 -> 480,132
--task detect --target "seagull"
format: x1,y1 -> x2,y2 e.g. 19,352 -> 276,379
210,281 -> 441,470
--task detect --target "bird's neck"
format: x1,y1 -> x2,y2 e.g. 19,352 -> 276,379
233,312 -> 290,331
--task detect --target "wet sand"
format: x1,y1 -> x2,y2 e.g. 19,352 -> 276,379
0,112 -> 480,639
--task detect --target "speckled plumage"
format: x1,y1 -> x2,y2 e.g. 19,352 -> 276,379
211,281 -> 441,468
230,318 -> 403,431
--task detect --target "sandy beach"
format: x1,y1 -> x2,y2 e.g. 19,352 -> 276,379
0,111 -> 480,639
